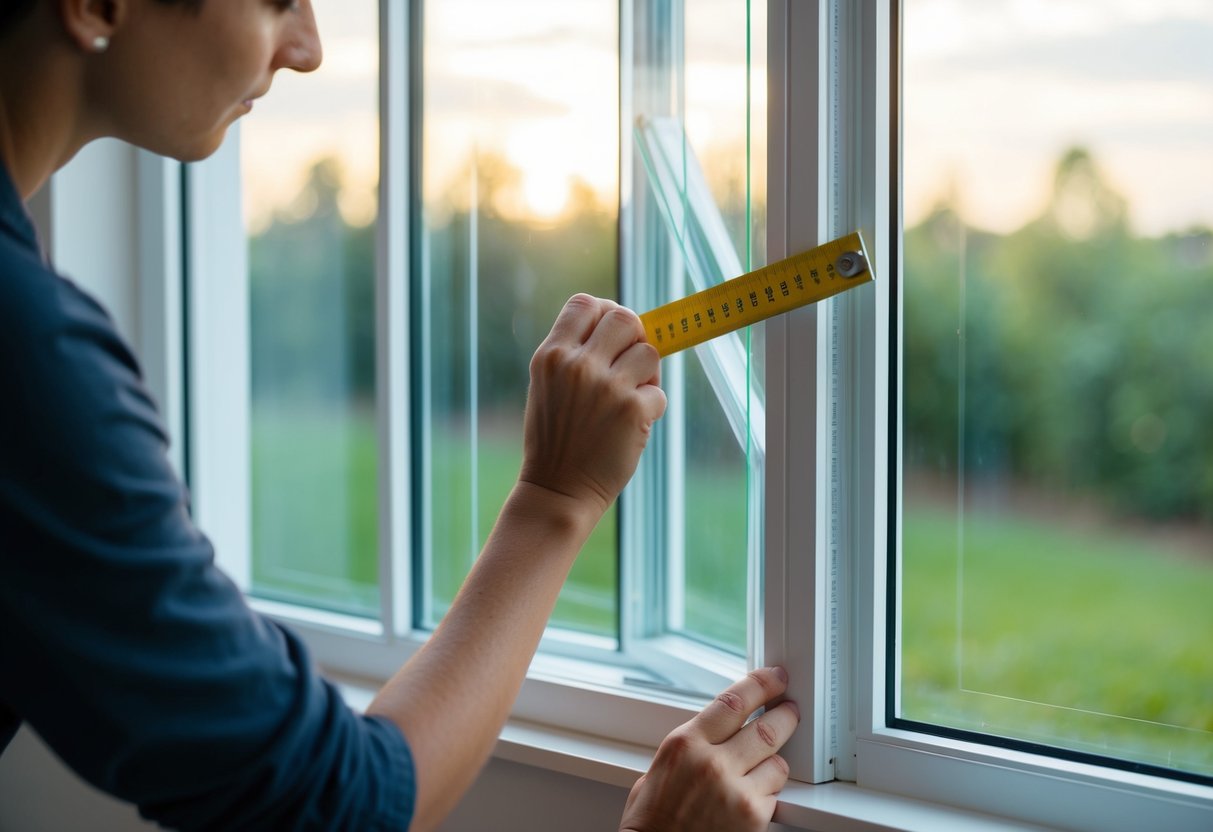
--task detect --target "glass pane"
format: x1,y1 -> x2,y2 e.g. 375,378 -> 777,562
628,0 -> 765,656
242,1 -> 380,617
676,0 -> 765,654
900,0 -> 1213,781
416,0 -> 619,636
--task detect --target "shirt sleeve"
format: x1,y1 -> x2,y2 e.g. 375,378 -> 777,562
0,260 -> 415,831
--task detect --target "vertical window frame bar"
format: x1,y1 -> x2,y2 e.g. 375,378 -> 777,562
377,0 -> 413,638
184,137 -> 253,591
764,0 -> 834,785
135,151 -> 187,479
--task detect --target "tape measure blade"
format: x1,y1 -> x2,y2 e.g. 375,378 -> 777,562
639,230 -> 872,358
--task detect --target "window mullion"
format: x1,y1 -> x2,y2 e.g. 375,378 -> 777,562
135,151 -> 186,479
832,0 -> 890,784
764,0 -> 834,785
184,137 -> 252,591
377,0 -> 412,638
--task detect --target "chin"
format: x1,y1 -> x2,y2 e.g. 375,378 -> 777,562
173,131 -> 230,163
142,124 -> 231,163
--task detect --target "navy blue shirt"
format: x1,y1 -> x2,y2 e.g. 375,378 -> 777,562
0,161 -> 414,830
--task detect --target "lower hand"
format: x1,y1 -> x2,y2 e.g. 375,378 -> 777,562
620,667 -> 800,832
519,294 -> 667,518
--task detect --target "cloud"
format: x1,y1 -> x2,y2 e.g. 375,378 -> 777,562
912,17 -> 1213,85
424,74 -> 572,119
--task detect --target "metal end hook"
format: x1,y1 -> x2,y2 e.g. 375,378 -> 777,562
836,251 -> 868,279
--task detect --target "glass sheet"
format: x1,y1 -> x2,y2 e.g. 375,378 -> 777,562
416,0 -> 620,636
630,0 -> 765,655
242,0 -> 381,617
900,0 -> 1213,780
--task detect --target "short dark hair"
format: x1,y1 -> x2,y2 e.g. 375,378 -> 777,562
0,0 -> 204,38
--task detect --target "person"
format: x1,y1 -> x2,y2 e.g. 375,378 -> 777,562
0,1 -> 800,829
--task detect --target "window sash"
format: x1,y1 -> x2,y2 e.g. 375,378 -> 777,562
620,0 -> 759,690
843,1 -> 1213,829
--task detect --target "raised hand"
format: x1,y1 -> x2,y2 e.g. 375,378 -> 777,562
519,293 -> 667,518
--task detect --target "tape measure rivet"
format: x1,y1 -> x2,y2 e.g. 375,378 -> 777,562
836,251 -> 867,278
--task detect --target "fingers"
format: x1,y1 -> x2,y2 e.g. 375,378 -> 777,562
745,753 -> 791,797
613,338 -> 664,390
520,295 -> 666,514
723,700 -> 799,776
689,667 -> 789,745
545,293 -> 617,347
584,304 -> 646,362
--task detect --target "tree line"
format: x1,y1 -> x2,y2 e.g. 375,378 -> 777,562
249,147 -> 1213,523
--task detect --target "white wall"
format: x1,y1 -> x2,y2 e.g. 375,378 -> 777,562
33,139 -> 140,342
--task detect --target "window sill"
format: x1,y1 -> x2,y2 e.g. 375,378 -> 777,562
493,721 -> 1053,832
336,680 -> 1052,832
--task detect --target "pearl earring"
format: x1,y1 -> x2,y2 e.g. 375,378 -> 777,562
92,35 -> 109,53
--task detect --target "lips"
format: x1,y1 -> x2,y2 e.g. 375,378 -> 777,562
242,84 -> 272,112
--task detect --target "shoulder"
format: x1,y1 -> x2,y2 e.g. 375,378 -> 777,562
0,223 -> 151,421
0,232 -> 134,372
0,229 -> 180,544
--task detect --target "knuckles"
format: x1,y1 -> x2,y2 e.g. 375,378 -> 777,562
753,717 -> 779,749
602,304 -> 644,336
747,668 -> 781,699
658,727 -> 696,761
734,793 -> 769,827
715,690 -> 746,715
563,292 -> 601,315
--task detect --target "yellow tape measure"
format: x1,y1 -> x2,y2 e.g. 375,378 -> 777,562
640,231 -> 873,357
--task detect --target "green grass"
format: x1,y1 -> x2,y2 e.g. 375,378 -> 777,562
682,463 -> 750,651
250,409 -> 1212,778
250,406 -> 380,616
422,424 -> 618,635
903,501 -> 1213,776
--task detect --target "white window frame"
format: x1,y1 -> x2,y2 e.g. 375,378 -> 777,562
818,2 -> 1213,830
167,0 -> 1213,828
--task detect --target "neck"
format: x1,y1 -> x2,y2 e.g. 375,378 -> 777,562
0,13 -> 99,200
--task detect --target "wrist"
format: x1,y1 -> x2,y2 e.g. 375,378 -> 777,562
505,479 -> 606,543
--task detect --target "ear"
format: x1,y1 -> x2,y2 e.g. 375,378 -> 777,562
57,0 -> 128,53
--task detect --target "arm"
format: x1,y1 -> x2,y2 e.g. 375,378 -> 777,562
367,294 -> 667,831
620,667 -> 800,832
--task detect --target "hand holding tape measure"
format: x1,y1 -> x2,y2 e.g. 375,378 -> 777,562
639,230 -> 873,357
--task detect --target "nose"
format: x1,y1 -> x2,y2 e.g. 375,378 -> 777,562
275,0 -> 323,74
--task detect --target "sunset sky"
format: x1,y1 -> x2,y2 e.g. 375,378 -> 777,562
240,0 -> 1213,238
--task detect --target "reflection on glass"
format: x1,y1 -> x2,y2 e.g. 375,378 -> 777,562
901,0 -> 1213,780
416,0 -> 620,635
242,1 -> 380,617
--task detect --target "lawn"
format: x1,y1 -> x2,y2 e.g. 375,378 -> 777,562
250,408 -> 1212,778
902,501 -> 1213,776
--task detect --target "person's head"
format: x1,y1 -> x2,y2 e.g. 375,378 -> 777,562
0,0 -> 322,163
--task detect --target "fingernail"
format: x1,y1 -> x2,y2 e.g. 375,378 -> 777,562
770,666 -> 788,683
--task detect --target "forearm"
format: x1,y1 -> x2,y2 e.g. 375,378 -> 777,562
367,481 -> 601,831
369,294 -> 665,830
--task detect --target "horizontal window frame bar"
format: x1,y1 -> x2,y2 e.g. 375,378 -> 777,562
858,730 -> 1213,832
889,717 -> 1213,789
